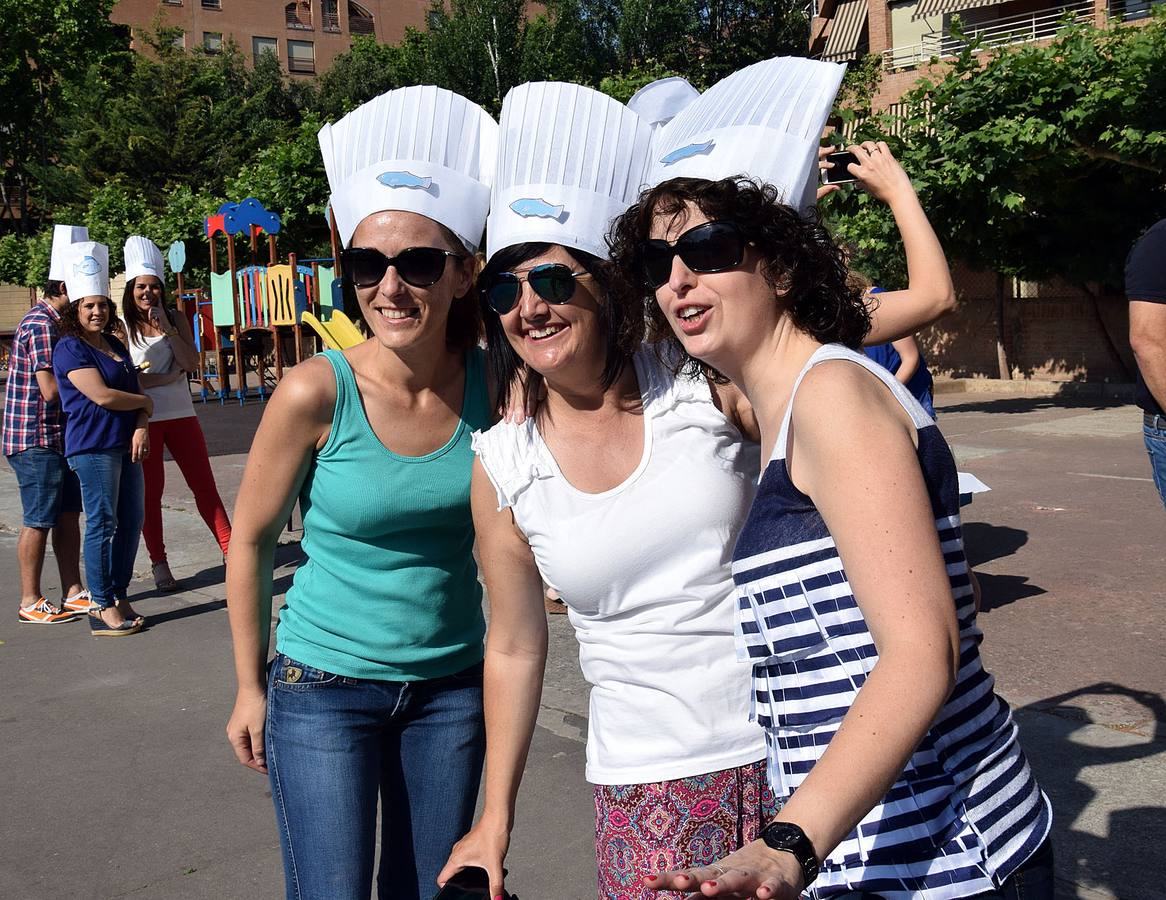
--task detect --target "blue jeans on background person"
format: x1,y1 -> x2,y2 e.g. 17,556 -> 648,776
265,653 -> 486,900
7,447 -> 83,528
68,450 -> 145,607
1145,416 -> 1166,508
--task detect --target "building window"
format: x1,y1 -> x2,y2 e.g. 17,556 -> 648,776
163,0 -> 183,6
287,39 -> 315,73
350,1 -> 375,35
426,9 -> 443,29
203,31 -> 223,53
286,0 -> 313,29
253,36 -> 278,59
322,0 -> 341,32
201,0 -> 221,9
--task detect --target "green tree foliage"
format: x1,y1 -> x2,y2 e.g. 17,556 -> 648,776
832,13 -> 1166,290
0,0 -> 124,233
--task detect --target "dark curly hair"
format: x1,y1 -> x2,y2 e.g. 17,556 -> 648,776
57,296 -> 124,341
479,243 -> 642,417
607,176 -> 871,382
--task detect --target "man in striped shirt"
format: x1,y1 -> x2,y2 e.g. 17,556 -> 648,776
3,277 -> 90,624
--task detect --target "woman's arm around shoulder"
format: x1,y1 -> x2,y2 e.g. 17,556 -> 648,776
225,355 -> 337,776
437,457 -> 548,900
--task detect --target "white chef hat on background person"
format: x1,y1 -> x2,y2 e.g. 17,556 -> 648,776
63,242 -> 111,301
627,77 -> 700,131
647,57 -> 846,212
318,85 -> 499,252
123,235 -> 165,283
49,224 -> 90,282
487,81 -> 654,263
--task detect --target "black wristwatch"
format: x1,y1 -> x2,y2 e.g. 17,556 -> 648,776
759,821 -> 820,889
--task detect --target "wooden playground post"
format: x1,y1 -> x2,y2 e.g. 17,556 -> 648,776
226,235 -> 246,404
289,251 -> 303,368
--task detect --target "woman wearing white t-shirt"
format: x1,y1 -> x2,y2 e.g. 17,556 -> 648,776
122,236 -> 231,591
437,84 -> 955,900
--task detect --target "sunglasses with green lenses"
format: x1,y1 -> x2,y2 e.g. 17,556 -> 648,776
481,263 -> 588,315
341,246 -> 463,289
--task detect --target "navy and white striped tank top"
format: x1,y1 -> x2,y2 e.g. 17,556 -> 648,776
732,345 -> 1050,899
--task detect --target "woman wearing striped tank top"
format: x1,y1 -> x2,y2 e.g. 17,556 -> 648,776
609,150 -> 1053,899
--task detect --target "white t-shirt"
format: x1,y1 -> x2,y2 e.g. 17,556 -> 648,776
128,330 -> 196,423
472,346 -> 766,784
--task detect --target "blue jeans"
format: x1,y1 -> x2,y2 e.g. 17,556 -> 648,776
1145,419 -> 1166,508
7,447 -> 82,528
68,450 -> 145,608
265,653 -> 486,900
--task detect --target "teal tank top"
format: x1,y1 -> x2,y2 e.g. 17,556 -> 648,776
276,347 -> 490,681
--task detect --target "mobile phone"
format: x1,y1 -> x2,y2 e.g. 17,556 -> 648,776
432,866 -> 513,900
821,150 -> 859,185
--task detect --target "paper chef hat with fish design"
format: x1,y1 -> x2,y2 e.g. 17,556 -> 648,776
647,57 -> 846,212
49,224 -> 90,282
63,242 -> 110,301
318,85 -> 499,251
486,82 -> 654,262
627,77 -> 700,131
123,235 -> 166,283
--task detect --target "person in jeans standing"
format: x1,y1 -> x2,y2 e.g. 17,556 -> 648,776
225,86 -> 496,900
53,242 -> 152,636
1127,217 -> 1166,508
122,235 -> 232,590
4,224 -> 93,624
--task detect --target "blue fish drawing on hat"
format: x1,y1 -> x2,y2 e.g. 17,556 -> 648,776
510,198 -> 565,220
74,256 -> 101,276
660,140 -> 716,166
378,171 -> 433,190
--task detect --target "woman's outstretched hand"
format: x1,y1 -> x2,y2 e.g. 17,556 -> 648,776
846,141 -> 915,206
645,839 -> 804,899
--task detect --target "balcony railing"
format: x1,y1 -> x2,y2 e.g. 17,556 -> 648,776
883,0 -> 1093,70
286,5 -> 313,30
350,14 -> 375,35
322,12 -> 341,32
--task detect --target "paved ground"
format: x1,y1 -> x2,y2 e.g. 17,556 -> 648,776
0,390 -> 1162,900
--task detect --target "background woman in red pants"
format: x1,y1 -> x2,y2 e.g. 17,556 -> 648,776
121,235 -> 231,590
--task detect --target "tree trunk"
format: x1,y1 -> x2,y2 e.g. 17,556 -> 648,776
1081,283 -> 1133,381
995,273 -> 1012,380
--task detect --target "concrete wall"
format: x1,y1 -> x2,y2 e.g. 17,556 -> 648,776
919,265 -> 1135,381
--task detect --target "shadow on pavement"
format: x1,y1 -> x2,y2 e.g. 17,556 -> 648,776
145,597 -> 228,625
1018,683 -> 1166,900
938,396 -> 1125,416
962,523 -> 1047,611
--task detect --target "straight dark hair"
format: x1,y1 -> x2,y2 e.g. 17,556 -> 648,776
43,280 -> 67,300
121,276 -> 175,347
479,243 -> 640,417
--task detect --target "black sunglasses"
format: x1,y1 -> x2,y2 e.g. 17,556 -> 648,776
341,246 -> 463,289
481,263 -> 588,315
641,221 -> 747,288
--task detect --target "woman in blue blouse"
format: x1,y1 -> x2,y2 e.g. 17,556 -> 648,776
53,242 -> 153,637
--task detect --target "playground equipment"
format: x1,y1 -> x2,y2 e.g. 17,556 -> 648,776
203,198 -> 344,404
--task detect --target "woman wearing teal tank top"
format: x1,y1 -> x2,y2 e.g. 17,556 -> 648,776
224,86 -> 498,900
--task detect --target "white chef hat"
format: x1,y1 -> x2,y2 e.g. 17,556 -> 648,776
487,81 -> 654,262
49,224 -> 90,282
318,85 -> 498,252
63,242 -> 111,301
123,235 -> 165,283
627,77 -> 700,131
647,57 -> 846,212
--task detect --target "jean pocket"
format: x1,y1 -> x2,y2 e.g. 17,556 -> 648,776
269,654 -> 344,692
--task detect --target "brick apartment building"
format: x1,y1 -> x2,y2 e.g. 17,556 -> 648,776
807,0 -> 1161,382
112,0 -> 433,76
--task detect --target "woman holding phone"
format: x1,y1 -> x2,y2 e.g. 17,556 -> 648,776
122,236 -> 232,591
224,86 -> 498,900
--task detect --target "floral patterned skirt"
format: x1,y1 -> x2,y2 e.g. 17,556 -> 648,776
594,759 -> 778,900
